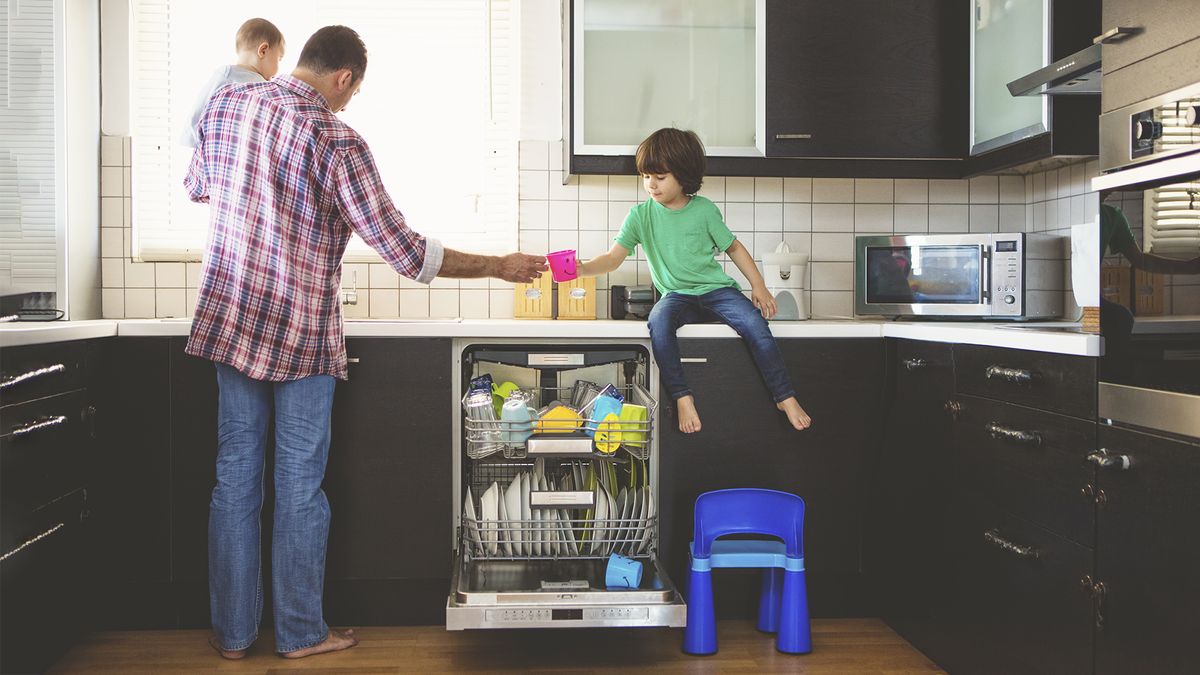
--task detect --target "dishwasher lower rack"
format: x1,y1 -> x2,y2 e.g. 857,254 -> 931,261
463,383 -> 657,461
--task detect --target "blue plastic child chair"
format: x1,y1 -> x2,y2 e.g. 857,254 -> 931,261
683,488 -> 811,656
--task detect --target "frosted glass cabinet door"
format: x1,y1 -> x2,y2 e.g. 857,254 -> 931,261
573,0 -> 762,157
970,0 -> 1048,155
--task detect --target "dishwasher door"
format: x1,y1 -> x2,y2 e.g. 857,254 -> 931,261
446,341 -> 686,630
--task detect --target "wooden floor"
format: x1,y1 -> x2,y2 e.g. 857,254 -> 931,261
48,619 -> 943,674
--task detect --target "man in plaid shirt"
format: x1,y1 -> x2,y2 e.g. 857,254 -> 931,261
185,25 -> 545,660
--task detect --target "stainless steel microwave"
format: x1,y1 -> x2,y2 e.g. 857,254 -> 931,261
855,233 -> 1064,319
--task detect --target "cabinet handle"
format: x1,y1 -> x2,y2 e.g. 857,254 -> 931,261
902,358 -> 928,371
0,522 -> 65,563
1,363 -> 66,391
983,528 -> 1039,560
1093,26 -> 1141,44
10,415 -> 68,438
984,365 -> 1035,384
1086,448 -> 1134,470
347,357 -> 361,364
944,399 -> 962,420
985,421 -> 1042,447
774,133 -> 813,140
680,357 -> 708,364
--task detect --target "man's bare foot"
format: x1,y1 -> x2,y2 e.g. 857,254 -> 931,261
280,629 -> 358,659
208,636 -> 246,660
676,395 -> 702,434
777,397 -> 812,431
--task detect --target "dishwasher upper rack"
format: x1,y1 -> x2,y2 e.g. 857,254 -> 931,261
463,383 -> 657,461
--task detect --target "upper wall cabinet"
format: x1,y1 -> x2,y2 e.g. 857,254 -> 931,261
964,0 -> 1101,174
564,0 -> 969,179
1100,0 -> 1200,114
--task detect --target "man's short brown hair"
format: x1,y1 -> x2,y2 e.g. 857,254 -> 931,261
235,18 -> 283,52
297,26 -> 368,84
635,128 -> 707,195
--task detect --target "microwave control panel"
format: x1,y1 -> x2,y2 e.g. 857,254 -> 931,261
990,238 -> 1022,314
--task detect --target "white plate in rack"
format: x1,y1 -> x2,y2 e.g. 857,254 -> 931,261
481,482 -> 499,555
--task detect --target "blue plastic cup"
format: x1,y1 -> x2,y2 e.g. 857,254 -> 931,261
605,553 -> 644,589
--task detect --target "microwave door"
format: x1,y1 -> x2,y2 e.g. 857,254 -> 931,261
863,243 -> 988,316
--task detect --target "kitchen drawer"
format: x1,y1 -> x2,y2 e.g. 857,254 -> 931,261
891,339 -> 954,410
0,391 -> 93,526
954,345 -> 1096,419
0,340 -> 89,407
1100,0 -> 1200,79
951,394 -> 1096,546
943,491 -> 1094,675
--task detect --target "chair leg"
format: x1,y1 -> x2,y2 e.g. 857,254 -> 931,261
777,569 -> 812,654
757,567 -> 783,633
683,568 -> 717,655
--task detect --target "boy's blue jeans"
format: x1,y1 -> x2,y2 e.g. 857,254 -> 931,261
210,363 -> 335,654
648,287 -> 797,404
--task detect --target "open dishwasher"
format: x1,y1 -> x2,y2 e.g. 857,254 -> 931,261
446,339 -> 685,630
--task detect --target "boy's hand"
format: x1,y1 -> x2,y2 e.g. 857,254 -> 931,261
751,285 -> 777,319
496,253 -> 549,283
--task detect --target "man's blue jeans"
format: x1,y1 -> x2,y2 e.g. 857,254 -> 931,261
648,287 -> 797,404
210,363 -> 335,654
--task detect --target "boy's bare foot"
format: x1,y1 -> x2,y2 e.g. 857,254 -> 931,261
207,636 -> 246,660
777,397 -> 812,431
676,395 -> 702,434
280,629 -> 358,659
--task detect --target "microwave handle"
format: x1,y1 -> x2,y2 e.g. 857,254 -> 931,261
980,245 -> 992,304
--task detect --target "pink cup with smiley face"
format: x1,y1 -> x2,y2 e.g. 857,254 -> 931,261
546,249 -> 578,282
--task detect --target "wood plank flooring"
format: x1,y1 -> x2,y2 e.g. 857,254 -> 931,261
48,619 -> 943,674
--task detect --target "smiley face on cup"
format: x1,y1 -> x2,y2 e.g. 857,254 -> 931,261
546,249 -> 578,282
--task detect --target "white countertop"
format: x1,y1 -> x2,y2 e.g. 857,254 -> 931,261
2,317 -> 1103,356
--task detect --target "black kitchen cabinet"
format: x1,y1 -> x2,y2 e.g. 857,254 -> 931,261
764,0 -> 967,163
868,340 -> 957,662
1092,423 -> 1200,675
1100,0 -> 1200,113
1,341 -> 98,674
659,337 -> 884,618
323,338 -> 453,625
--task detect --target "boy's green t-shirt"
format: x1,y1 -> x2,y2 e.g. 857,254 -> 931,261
614,195 -> 740,296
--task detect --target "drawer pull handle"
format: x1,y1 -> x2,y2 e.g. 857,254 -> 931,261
902,358 -> 928,371
986,421 -> 1042,447
984,365 -> 1035,384
11,415 -> 68,438
774,133 -> 813,140
0,522 -> 65,563
983,528 -> 1039,560
1087,448 -> 1134,470
1,363 -> 66,391
680,357 -> 708,364
1092,26 -> 1140,44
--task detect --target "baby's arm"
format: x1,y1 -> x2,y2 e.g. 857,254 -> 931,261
726,240 -> 777,319
577,243 -> 630,277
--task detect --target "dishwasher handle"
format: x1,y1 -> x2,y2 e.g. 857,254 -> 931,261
530,490 -> 595,510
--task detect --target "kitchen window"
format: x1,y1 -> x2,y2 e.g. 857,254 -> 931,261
129,0 -> 518,262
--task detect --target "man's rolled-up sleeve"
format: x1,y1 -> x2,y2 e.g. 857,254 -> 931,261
334,141 -> 442,284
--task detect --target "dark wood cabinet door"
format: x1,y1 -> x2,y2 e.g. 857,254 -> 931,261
91,338 -> 175,628
1095,424 -> 1200,675
941,490 -> 1093,675
951,394 -> 1097,546
765,0 -> 967,159
1100,0 -> 1200,77
660,337 -> 884,617
953,344 -> 1097,419
322,339 -> 453,625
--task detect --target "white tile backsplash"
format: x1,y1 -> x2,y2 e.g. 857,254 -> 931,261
855,179 -> 893,204
726,177 -> 755,202
813,178 -> 855,203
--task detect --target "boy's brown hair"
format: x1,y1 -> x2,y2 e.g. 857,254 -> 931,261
635,128 -> 706,195
235,18 -> 284,52
296,26 -> 369,84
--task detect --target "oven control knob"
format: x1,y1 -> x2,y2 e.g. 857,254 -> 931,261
1003,294 -> 1016,305
1135,119 -> 1163,140
1186,105 -> 1200,127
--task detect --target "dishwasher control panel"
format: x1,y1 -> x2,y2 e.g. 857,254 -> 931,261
484,607 -> 650,622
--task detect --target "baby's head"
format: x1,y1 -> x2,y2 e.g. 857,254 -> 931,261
635,128 -> 706,203
236,18 -> 285,79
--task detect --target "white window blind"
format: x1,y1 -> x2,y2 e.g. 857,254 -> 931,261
131,0 -> 518,262
0,0 -> 61,295
1145,183 -> 1200,256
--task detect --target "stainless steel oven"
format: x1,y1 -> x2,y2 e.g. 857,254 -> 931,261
855,233 -> 1064,319
446,339 -> 686,630
1095,80 -> 1200,442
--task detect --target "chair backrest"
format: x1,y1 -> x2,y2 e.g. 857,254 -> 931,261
692,488 -> 805,559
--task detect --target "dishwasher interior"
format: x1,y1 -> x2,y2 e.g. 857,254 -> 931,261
447,340 -> 685,629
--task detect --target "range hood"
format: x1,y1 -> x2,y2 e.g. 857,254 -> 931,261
1007,42 -> 1102,96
